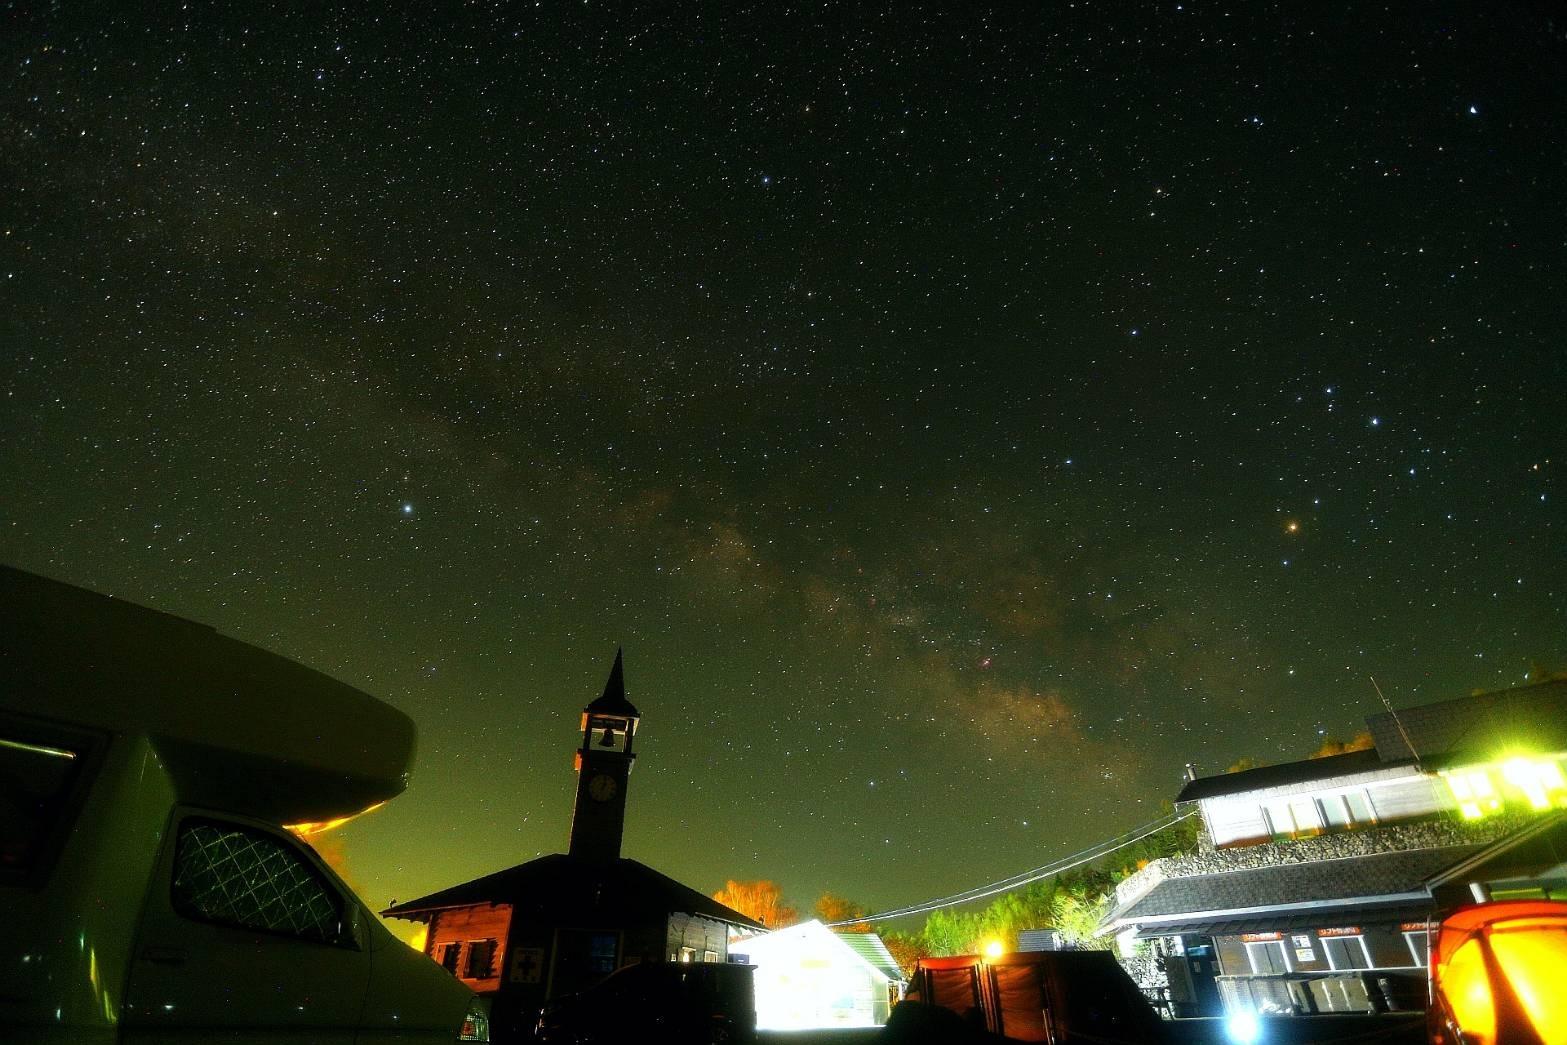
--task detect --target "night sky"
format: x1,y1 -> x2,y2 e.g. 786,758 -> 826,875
3,3 -> 1563,922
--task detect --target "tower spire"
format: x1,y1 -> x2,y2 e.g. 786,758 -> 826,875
569,648 -> 641,861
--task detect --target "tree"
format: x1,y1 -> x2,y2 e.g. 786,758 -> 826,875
1308,731 -> 1374,759
878,928 -> 931,979
713,879 -> 798,928
814,892 -> 872,931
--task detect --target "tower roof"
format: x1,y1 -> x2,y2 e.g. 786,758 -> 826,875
585,647 -> 639,718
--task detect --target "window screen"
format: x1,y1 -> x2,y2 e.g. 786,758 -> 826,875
1323,936 -> 1370,970
171,820 -> 345,945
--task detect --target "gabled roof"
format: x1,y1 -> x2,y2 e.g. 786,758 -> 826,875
381,853 -> 761,929
585,648 -> 639,719
1103,845 -> 1479,934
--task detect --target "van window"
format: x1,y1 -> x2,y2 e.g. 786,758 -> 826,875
171,819 -> 347,946
0,731 -> 90,881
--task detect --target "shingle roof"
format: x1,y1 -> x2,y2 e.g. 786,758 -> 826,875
1110,845 -> 1481,928
381,853 -> 761,929
1367,680 -> 1567,764
1131,902 -> 1435,939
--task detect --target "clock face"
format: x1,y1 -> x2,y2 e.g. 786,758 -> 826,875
588,772 -> 618,802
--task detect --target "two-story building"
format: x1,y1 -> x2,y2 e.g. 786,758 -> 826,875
1100,679 -> 1567,1017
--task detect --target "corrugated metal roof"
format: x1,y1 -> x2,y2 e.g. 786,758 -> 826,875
1175,750 -> 1386,803
838,932 -> 904,981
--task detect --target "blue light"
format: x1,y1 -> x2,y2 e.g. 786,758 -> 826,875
1226,1012 -> 1261,1045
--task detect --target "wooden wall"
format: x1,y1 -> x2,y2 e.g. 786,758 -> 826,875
427,903 -> 513,993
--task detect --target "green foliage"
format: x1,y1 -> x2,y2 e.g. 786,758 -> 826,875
893,812 -> 1198,959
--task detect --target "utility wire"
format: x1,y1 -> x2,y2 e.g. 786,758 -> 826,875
822,807 -> 1197,927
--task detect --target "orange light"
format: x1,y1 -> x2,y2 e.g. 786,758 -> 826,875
284,801 -> 386,838
1285,521 -> 1300,534
1433,901 -> 1567,1045
983,940 -> 1004,959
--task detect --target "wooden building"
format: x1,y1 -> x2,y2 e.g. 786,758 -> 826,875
383,651 -> 762,1042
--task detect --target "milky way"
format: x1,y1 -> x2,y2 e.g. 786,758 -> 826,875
3,3 -> 1562,918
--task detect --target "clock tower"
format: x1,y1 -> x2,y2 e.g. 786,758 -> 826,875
568,649 -> 640,862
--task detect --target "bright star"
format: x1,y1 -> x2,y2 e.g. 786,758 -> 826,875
402,504 -> 413,514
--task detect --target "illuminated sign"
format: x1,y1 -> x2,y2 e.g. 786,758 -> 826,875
1240,932 -> 1281,942
1318,926 -> 1363,938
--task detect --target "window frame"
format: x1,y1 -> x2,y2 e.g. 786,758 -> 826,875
168,815 -> 358,950
1321,934 -> 1372,971
1402,931 -> 1429,968
1244,939 -> 1291,975
0,713 -> 107,888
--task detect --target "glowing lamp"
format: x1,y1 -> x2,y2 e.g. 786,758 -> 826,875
1225,1012 -> 1261,1045
1431,900 -> 1567,1045
983,939 -> 1004,959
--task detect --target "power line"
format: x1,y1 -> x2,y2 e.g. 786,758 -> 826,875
823,808 -> 1196,927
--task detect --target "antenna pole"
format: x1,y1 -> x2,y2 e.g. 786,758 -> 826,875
1371,675 -> 1422,772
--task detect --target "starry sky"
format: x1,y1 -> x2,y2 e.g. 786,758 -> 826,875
3,2 -> 1563,921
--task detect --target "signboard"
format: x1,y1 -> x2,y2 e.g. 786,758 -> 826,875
1240,932 -> 1282,942
1400,921 -> 1434,933
1318,926 -> 1362,938
510,947 -> 545,984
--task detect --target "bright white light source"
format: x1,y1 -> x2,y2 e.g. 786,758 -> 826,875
1226,1012 -> 1261,1044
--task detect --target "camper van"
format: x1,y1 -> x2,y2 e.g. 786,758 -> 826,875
0,565 -> 485,1043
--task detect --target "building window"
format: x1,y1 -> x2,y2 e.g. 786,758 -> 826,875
1245,940 -> 1291,975
170,819 -> 346,946
1263,797 -> 1323,839
1317,789 -> 1376,831
1403,932 -> 1429,968
439,942 -> 462,973
466,938 -> 497,978
1322,935 -> 1372,971
678,946 -> 697,963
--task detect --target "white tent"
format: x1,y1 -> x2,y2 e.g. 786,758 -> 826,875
729,920 -> 894,1030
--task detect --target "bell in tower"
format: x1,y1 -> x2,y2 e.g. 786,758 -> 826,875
568,648 -> 641,862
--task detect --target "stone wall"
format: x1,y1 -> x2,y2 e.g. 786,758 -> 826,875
1113,811 -> 1533,908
